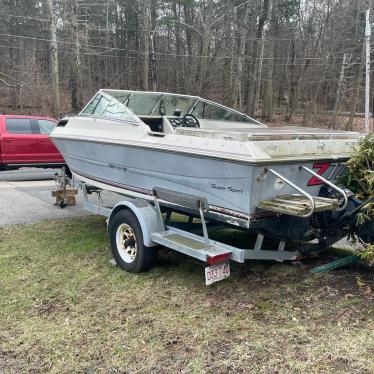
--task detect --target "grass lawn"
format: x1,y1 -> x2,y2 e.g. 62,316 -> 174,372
0,215 -> 373,373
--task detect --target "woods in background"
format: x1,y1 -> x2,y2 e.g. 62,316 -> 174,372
0,0 -> 372,129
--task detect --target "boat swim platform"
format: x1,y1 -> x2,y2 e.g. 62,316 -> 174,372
258,194 -> 340,217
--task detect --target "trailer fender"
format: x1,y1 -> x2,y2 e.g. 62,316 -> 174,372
108,200 -> 163,247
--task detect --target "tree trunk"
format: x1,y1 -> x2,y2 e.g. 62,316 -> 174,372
232,4 -> 251,109
262,38 -> 274,122
347,43 -> 365,131
143,0 -> 151,91
222,0 -> 233,106
285,38 -> 297,123
71,1 -> 82,112
172,1 -> 181,92
246,0 -> 271,116
331,53 -> 347,129
262,79 -> 273,121
46,0 -> 60,116
196,23 -> 210,96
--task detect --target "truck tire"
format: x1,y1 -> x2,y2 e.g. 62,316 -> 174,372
108,209 -> 157,273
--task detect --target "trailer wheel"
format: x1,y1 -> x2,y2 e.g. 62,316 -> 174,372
109,209 -> 157,273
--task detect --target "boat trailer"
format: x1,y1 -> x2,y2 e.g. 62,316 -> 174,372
83,184 -> 301,285
80,178 -> 373,285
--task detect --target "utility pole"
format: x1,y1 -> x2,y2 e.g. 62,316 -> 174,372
46,0 -> 60,117
365,9 -> 371,133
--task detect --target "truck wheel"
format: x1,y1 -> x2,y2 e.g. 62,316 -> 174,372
108,209 -> 157,273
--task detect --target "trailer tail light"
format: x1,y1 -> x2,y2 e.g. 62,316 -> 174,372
207,253 -> 231,265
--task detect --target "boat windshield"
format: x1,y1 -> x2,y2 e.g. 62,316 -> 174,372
191,101 -> 249,122
80,90 -> 261,125
110,91 -> 197,116
80,92 -> 141,123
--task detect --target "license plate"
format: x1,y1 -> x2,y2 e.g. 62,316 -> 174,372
205,262 -> 230,285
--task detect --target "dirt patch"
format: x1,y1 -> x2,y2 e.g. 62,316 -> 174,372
29,297 -> 70,317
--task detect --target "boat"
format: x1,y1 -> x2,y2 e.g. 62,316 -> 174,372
50,89 -> 373,249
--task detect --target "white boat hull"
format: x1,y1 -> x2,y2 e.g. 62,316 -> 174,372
53,136 -> 344,228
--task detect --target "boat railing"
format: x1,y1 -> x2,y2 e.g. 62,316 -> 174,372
265,168 -> 316,218
263,167 -> 348,218
300,166 -> 348,211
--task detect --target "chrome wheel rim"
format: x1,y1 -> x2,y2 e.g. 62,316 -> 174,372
116,223 -> 137,263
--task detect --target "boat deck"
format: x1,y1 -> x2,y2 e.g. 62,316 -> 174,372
176,126 -> 361,141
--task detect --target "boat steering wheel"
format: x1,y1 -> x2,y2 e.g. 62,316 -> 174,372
182,114 -> 200,128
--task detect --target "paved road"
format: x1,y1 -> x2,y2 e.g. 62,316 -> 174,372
0,168 -> 58,182
0,168 -> 91,226
0,168 -> 124,227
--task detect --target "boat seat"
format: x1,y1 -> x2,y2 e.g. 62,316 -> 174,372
139,115 -> 163,132
139,115 -> 176,134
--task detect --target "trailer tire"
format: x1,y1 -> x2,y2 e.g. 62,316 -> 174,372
109,209 -> 157,273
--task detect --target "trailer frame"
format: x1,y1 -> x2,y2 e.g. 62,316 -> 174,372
82,182 -> 300,284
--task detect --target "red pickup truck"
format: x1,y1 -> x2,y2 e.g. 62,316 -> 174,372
0,115 -> 65,171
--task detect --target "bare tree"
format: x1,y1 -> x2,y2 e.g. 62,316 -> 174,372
0,0 -> 370,134
46,0 -> 60,116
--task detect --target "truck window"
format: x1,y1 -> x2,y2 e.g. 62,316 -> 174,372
38,120 -> 56,134
6,118 -> 33,134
